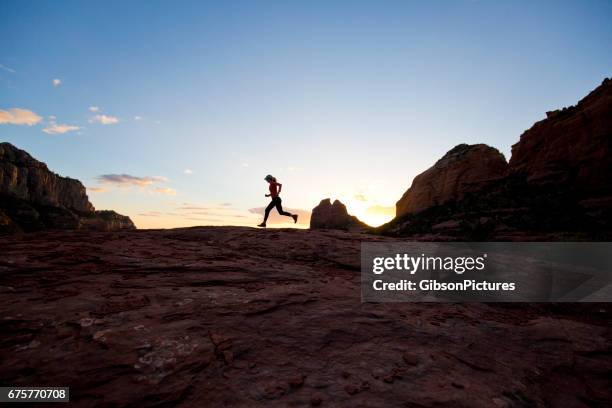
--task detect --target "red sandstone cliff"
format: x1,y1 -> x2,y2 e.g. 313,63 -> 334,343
509,78 -> 612,195
0,142 -> 135,233
395,144 -> 507,217
383,78 -> 612,240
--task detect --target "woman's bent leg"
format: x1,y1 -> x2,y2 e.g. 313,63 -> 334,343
275,198 -> 293,217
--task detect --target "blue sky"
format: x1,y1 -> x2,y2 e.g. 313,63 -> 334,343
1,0 -> 611,227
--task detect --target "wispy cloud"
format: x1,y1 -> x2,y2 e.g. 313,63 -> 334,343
176,203 -> 250,222
52,78 -> 61,87
178,204 -> 236,211
89,114 -> 119,125
179,205 -> 209,211
89,106 -> 99,112
185,210 -> 246,218
134,115 -> 143,121
0,64 -> 15,73
184,169 -> 193,175
354,193 -> 368,202
0,108 -> 42,126
96,174 -> 168,187
153,187 -> 177,196
87,187 -> 107,193
42,122 -> 80,134
138,211 -> 164,217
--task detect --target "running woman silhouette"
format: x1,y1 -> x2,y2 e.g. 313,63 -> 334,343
258,175 -> 298,227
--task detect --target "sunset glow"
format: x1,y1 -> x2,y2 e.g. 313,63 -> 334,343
2,1 -> 610,229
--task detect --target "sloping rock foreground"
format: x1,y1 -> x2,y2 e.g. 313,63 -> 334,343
0,142 -> 134,233
1,227 -> 610,407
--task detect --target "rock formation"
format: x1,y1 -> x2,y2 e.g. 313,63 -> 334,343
396,144 -> 507,217
310,198 -> 368,231
0,142 -> 135,233
509,77 -> 612,196
384,78 -> 612,240
0,142 -> 94,212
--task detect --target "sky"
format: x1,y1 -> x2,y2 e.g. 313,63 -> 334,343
1,0 -> 611,228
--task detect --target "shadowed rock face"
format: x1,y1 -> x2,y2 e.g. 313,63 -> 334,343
81,210 -> 137,231
0,142 -> 135,233
0,142 -> 94,212
385,79 -> 612,239
310,198 -> 368,231
510,78 -> 612,195
0,226 -> 609,407
396,144 -> 508,217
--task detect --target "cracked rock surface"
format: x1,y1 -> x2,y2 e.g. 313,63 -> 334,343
1,227 -> 610,407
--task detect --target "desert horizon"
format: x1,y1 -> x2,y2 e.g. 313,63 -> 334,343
2,75 -> 611,232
